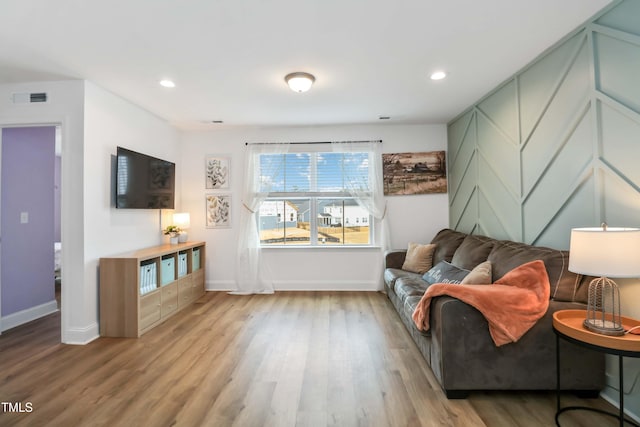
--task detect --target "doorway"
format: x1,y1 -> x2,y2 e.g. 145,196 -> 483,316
0,125 -> 60,333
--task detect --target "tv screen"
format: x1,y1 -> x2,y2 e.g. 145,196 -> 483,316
116,147 -> 175,209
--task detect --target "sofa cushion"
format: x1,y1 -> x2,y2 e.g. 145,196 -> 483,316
461,261 -> 492,284
487,240 -> 589,303
423,261 -> 470,284
430,229 -> 467,265
402,242 -> 436,274
384,268 -> 422,294
451,234 -> 496,270
395,276 -> 429,304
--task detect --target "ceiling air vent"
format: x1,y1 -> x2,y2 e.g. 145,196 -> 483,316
12,92 -> 48,104
30,92 -> 47,103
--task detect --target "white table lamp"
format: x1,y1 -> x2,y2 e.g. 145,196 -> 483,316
173,212 -> 191,243
568,224 -> 640,336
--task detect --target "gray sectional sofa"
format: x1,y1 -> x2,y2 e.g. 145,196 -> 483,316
384,228 -> 605,398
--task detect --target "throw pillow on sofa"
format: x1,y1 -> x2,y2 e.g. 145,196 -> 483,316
461,260 -> 492,284
402,242 -> 436,274
423,260 -> 492,285
423,261 -> 470,284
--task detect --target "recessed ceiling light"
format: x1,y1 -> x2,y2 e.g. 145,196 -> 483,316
159,79 -> 176,88
430,71 -> 447,81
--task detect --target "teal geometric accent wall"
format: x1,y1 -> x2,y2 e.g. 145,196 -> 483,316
447,0 -> 640,251
447,0 -> 640,419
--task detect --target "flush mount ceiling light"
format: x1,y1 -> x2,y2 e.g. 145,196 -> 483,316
285,72 -> 315,93
159,79 -> 176,88
430,71 -> 447,81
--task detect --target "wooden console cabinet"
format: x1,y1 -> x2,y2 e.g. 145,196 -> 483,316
99,241 -> 206,337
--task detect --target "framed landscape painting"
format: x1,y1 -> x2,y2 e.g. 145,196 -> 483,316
205,156 -> 230,189
382,151 -> 447,195
205,194 -> 231,228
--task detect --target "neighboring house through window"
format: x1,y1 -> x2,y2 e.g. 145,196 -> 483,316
258,149 -> 374,246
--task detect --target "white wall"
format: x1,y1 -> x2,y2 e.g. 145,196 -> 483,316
83,82 -> 180,339
179,124 -> 449,291
83,82 -> 180,256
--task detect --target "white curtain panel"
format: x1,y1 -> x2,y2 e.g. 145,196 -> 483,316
233,143 -> 289,294
331,141 -> 390,252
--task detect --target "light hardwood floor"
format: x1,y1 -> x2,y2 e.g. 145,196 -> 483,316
0,291 -> 624,426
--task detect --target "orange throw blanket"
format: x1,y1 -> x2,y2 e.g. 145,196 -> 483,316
412,260 -> 550,346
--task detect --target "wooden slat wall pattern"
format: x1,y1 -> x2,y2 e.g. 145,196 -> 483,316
448,0 -> 640,249
446,0 -> 640,419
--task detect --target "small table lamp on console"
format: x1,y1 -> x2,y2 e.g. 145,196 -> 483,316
568,224 -> 640,336
173,212 -> 191,243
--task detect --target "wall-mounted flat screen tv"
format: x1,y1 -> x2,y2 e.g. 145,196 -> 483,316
116,146 -> 175,209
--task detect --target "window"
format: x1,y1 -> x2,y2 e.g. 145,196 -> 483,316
258,150 -> 373,246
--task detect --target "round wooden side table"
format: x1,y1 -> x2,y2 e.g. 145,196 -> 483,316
553,309 -> 640,427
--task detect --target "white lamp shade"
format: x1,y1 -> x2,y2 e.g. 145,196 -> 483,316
173,212 -> 190,229
569,227 -> 640,277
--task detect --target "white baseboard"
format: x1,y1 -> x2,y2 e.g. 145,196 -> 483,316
274,280 -> 381,291
273,280 -> 381,291
207,279 -> 383,292
1,300 -> 59,332
206,280 -> 235,291
62,322 -> 99,345
600,386 -> 640,424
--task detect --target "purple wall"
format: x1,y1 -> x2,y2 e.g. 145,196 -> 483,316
55,155 -> 61,242
1,126 -> 56,316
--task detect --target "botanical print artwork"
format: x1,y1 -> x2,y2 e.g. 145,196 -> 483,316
205,156 -> 230,189
206,194 -> 231,228
382,151 -> 447,195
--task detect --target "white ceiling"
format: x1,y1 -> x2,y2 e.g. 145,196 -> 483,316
0,0 -> 612,130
